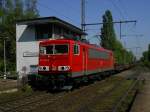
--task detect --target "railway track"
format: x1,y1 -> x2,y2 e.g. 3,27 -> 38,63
0,68 -> 143,112
0,91 -> 66,112
77,70 -> 141,112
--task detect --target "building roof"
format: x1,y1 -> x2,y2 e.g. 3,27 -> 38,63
16,16 -> 86,35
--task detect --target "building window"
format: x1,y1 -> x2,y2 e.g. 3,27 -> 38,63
36,24 -> 52,40
54,25 -> 61,35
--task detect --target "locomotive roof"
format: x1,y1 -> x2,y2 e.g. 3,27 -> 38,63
16,16 -> 86,35
40,39 -> 112,53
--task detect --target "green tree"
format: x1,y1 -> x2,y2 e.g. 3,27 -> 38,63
142,44 -> 150,62
0,0 -> 39,72
140,44 -> 150,67
100,10 -> 135,64
148,44 -> 150,61
101,10 -> 116,50
24,0 -> 39,19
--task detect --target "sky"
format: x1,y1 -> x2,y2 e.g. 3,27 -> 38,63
37,0 -> 150,59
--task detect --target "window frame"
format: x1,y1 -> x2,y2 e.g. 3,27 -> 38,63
39,44 -> 69,55
73,44 -> 80,55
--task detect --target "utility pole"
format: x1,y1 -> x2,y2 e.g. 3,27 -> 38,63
81,0 -> 86,32
0,0 -> 6,79
0,37 -> 7,79
3,37 -> 6,79
121,34 -> 143,47
126,46 -> 141,59
122,34 -> 143,57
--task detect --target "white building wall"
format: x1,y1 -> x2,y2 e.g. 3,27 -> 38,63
16,24 -> 39,78
16,22 -> 83,78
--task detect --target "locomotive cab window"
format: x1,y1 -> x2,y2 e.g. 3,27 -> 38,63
40,45 -> 53,54
74,44 -> 80,55
40,44 -> 68,55
54,45 -> 68,54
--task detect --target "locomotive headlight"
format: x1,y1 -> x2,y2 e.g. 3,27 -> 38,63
58,66 -> 70,71
38,66 -> 49,71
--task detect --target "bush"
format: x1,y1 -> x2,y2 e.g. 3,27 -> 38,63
21,84 -> 33,92
143,60 -> 150,68
17,76 -> 32,92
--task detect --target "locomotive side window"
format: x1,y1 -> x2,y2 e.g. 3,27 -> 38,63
88,48 -> 109,59
74,44 -> 80,55
100,52 -> 109,59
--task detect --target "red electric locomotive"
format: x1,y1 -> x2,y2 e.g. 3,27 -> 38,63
28,39 -> 114,89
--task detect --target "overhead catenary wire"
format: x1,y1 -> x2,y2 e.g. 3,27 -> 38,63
108,0 -> 125,20
117,0 -> 130,20
117,0 -> 137,36
107,0 -> 135,39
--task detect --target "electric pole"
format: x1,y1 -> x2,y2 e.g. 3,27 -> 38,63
4,38 -> 6,79
121,34 -> 143,47
81,0 -> 86,32
0,37 -> 7,79
0,0 -> 6,79
122,34 -> 143,56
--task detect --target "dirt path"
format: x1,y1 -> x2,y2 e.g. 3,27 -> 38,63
130,72 -> 150,112
0,79 -> 17,91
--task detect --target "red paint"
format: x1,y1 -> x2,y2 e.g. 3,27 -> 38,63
38,39 -> 114,77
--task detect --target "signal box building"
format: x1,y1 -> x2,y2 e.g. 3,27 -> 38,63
16,17 -> 86,78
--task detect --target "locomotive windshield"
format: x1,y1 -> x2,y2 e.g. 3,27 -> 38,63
40,44 -> 68,55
